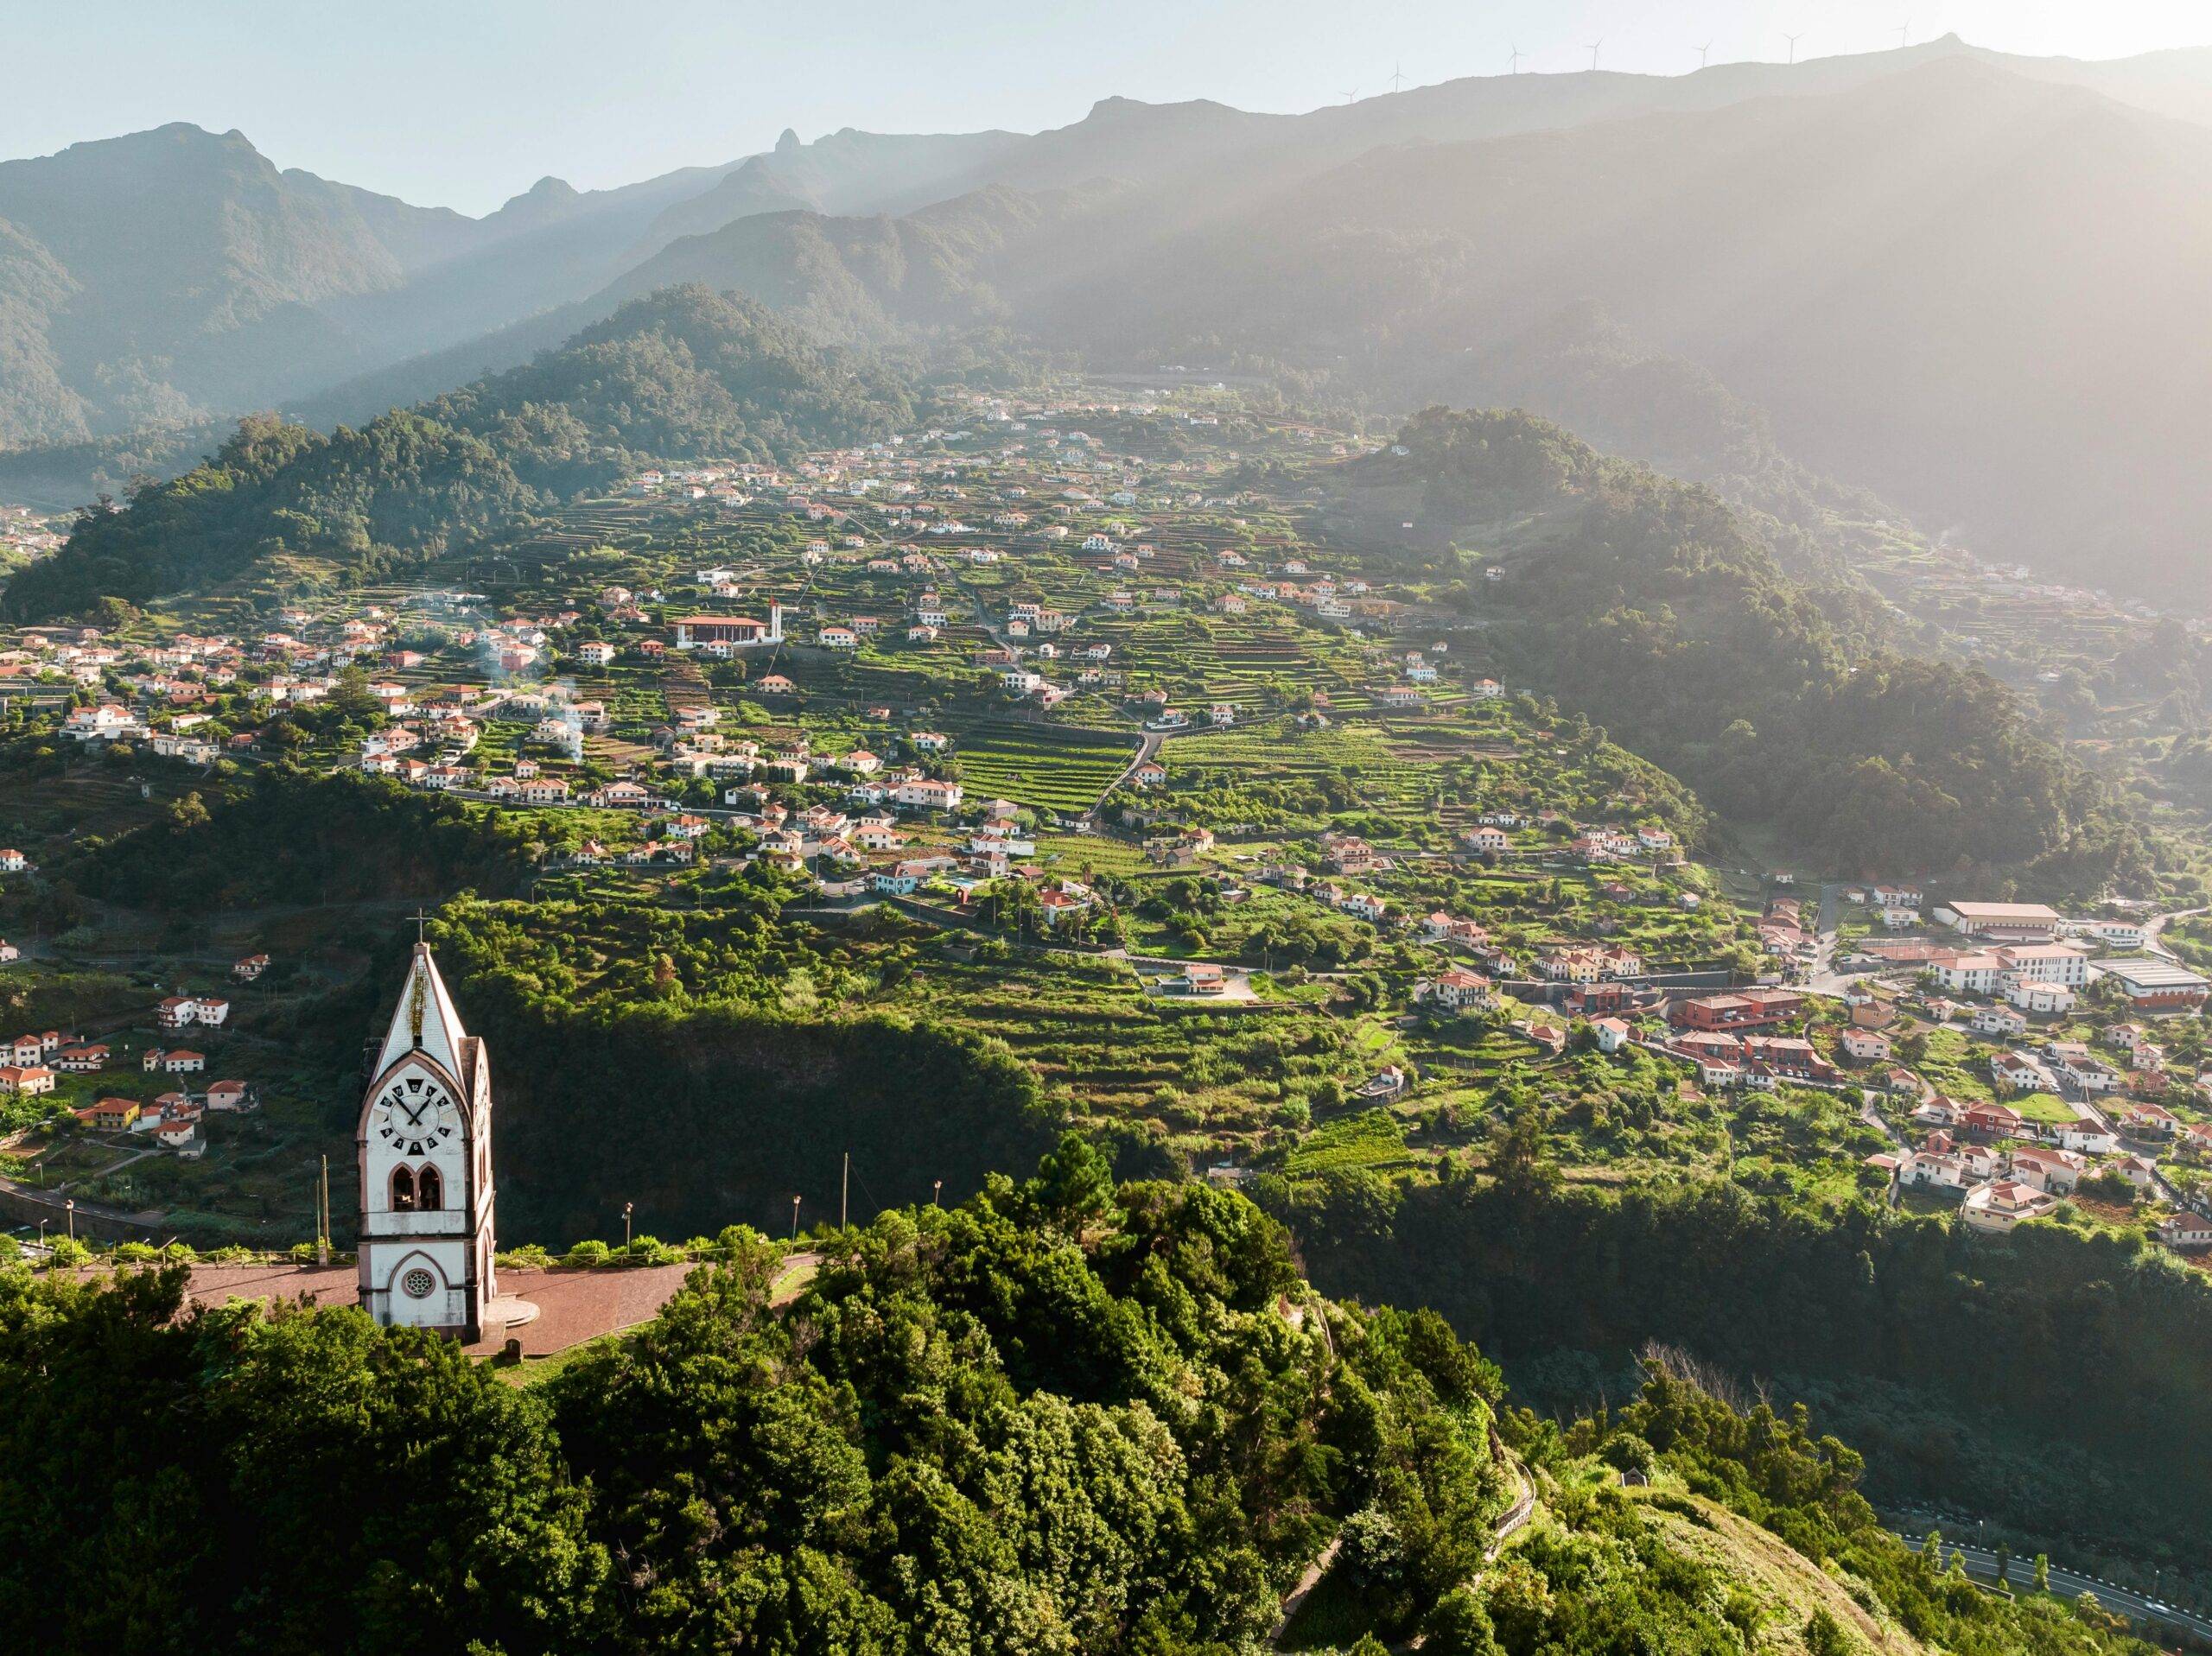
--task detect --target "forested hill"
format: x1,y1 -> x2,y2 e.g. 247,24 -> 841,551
0,1165 -> 2168,1654
1382,406 -> 2150,891
1,286 -> 912,621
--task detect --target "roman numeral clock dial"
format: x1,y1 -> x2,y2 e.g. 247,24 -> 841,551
370,1075 -> 459,1158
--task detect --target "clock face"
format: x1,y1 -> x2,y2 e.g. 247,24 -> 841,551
369,1072 -> 462,1158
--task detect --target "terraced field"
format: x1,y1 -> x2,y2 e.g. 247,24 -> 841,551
1163,718 -> 1442,814
897,953 -> 1348,1154
943,720 -> 1141,815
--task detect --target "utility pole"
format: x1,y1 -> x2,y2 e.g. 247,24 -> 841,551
841,1152 -> 849,1229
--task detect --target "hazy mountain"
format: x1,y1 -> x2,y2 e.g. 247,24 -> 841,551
0,124 -> 407,441
20,37 -> 2212,599
637,125 -> 1027,250
985,57 -> 2212,600
601,183 -> 1116,342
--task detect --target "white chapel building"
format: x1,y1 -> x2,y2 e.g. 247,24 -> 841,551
357,942 -> 498,1340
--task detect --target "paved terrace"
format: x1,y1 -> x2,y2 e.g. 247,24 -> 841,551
132,1261 -> 699,1358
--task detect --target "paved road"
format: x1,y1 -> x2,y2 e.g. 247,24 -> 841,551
2142,905 -> 2204,962
1803,880 -> 1858,995
1898,1535 -> 2211,1641
1084,729 -> 1162,824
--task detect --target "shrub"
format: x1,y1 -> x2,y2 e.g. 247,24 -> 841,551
564,1239 -> 612,1267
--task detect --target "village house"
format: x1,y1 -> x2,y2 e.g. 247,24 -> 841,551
1989,1050 -> 2057,1094
2006,1145 -> 2088,1194
1839,1029 -> 1892,1063
2157,1210 -> 2212,1249
1970,1004 -> 2029,1038
1419,970 -> 1493,1012
896,777 -> 964,812
1322,835 -> 1381,875
2114,1153 -> 2160,1189
85,1098 -> 140,1132
1960,1100 -> 2028,1138
1961,1178 -> 2060,1234
157,994 -> 230,1030
2055,1118 -> 2120,1155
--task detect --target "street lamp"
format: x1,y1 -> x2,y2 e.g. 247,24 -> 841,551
64,1199 -> 74,1243
932,1179 -> 943,1206
790,1195 -> 802,1241
623,1201 -> 633,1258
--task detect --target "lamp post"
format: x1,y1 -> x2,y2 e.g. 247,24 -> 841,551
64,1199 -> 74,1243
932,1179 -> 943,1206
790,1195 -> 801,1241
623,1201 -> 633,1258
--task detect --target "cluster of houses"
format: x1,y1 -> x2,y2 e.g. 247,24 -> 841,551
0,1004 -> 258,1158
75,1077 -> 258,1158
1869,1091 -> 2212,1244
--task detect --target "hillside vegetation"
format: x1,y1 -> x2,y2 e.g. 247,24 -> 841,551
3,286 -> 912,619
1278,1157 -> 2212,1589
0,1167 -> 2169,1655
1385,405 -> 2148,888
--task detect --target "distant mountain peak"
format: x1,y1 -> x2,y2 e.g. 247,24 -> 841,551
776,128 -> 802,155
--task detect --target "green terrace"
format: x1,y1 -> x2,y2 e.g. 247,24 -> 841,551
933,720 -> 1140,816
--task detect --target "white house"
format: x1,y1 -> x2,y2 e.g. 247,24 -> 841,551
2006,980 -> 2075,1016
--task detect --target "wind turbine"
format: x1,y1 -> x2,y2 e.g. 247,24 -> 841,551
1897,20 -> 1910,48
1389,62 -> 1408,93
1694,40 -> 1712,68
1507,42 -> 1524,73
1341,86 -> 1359,104
1783,31 -> 1804,64
1583,38 -> 1604,71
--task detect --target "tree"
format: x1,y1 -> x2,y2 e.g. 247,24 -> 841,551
1803,1608 -> 1852,1656
1027,1132 -> 1116,1228
1488,1108 -> 1562,1200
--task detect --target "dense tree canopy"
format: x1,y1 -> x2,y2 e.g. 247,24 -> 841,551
1398,406 -> 2149,890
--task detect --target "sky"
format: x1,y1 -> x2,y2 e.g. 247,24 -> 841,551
4,0 -> 2209,214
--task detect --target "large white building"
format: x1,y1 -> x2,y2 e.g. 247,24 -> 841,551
357,944 -> 498,1341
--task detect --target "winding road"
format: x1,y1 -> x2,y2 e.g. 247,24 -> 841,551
1898,1534 -> 2211,1641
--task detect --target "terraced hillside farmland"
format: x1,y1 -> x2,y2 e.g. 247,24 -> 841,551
942,720 -> 1140,815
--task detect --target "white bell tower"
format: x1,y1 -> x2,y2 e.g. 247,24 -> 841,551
357,942 -> 496,1341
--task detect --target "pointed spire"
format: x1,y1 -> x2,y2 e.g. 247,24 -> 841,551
372,942 -> 468,1082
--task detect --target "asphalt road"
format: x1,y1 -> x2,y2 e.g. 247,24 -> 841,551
1898,1535 -> 2212,1641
